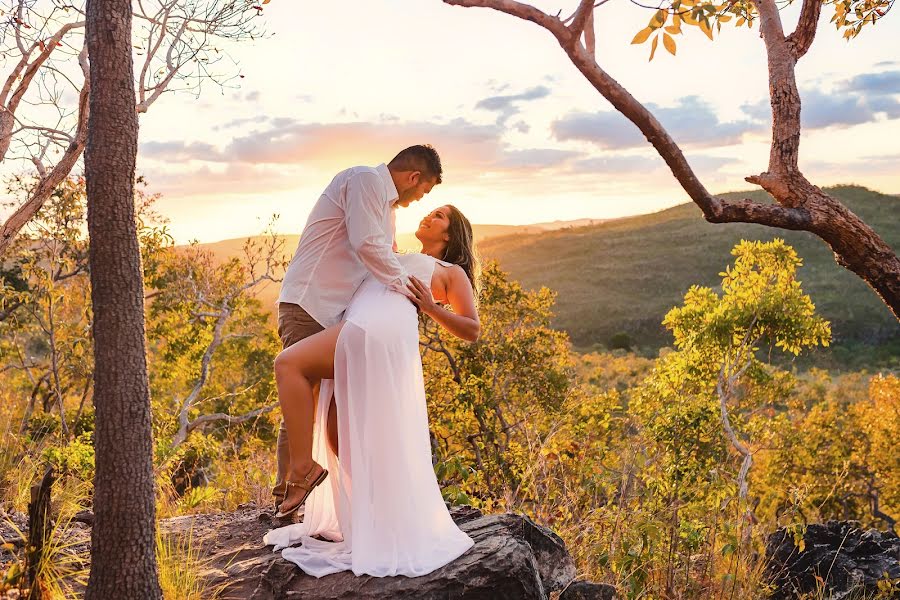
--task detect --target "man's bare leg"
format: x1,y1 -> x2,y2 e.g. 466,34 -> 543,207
273,322 -> 344,511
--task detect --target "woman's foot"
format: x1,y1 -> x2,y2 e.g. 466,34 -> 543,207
276,462 -> 328,518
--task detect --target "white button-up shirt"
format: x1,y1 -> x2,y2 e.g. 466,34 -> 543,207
278,163 -> 409,328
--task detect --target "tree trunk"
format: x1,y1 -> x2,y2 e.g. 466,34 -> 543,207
83,0 -> 161,597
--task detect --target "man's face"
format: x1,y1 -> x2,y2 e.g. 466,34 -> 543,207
396,174 -> 437,208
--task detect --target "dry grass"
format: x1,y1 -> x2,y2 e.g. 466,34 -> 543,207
157,526 -> 223,600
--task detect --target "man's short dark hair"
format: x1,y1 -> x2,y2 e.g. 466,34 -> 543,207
388,145 -> 442,184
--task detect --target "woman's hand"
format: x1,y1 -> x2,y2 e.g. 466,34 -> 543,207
407,276 -> 438,315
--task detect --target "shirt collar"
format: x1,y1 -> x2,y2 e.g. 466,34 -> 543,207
375,163 -> 400,206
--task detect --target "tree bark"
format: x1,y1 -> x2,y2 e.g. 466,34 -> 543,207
83,0 -> 161,597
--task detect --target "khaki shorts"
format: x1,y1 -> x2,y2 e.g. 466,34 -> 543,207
277,302 -> 324,349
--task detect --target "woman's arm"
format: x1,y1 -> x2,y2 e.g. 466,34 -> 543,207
407,267 -> 480,342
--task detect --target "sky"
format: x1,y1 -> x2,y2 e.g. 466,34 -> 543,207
13,1 -> 900,243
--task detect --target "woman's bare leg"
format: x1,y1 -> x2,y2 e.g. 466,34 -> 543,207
327,396 -> 339,456
273,322 -> 344,507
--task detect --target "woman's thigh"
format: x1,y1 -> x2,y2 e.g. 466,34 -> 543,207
275,322 -> 345,381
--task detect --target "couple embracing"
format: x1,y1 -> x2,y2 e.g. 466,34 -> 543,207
262,145 -> 480,577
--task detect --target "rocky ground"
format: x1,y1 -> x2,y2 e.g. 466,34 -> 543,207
168,503 -> 616,599
4,505 -> 898,599
1,503 -> 616,600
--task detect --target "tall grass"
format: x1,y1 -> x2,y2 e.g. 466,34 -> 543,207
157,526 -> 222,600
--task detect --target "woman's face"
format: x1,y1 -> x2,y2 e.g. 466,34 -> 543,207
415,205 -> 452,246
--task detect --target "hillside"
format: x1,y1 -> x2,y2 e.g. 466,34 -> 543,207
479,185 -> 899,366
185,186 -> 898,368
185,219 -> 610,312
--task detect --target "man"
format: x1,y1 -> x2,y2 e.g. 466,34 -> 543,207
273,144 -> 442,516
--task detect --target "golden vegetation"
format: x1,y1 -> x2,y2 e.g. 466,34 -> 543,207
1,179 -> 897,598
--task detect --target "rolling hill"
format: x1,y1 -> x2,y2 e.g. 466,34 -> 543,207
187,219 -> 610,316
185,186 -> 899,368
478,185 -> 899,366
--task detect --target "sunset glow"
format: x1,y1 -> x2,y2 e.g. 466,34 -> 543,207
9,1 -> 900,243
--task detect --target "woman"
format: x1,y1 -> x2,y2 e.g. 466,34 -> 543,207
264,205 -> 480,578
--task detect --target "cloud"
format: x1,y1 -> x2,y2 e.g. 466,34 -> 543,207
475,86 -> 551,125
496,148 -> 582,170
569,153 -> 736,176
867,96 -> 900,119
570,155 -> 662,174
741,75 -> 900,129
552,96 -> 762,149
215,115 -> 271,131
141,117 -> 588,176
140,140 -> 222,161
555,72 -> 900,145
802,153 -> 900,179
220,118 -> 505,168
798,88 -> 874,128
689,155 -> 739,172
840,70 -> 900,95
142,162 -> 302,197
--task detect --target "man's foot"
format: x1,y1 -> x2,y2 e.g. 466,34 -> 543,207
272,481 -> 286,511
274,504 -> 304,525
275,462 -> 328,519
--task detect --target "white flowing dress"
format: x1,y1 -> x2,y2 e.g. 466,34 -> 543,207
263,252 -> 475,578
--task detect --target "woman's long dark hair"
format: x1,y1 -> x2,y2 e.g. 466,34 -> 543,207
441,204 -> 480,295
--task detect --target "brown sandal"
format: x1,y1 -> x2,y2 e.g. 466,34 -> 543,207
275,464 -> 328,518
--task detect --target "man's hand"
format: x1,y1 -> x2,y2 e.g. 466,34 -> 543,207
406,276 -> 438,315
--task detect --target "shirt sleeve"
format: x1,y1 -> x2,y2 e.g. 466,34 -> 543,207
345,171 -> 409,292
391,209 -> 399,253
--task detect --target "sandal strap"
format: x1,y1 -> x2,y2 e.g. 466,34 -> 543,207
285,466 -> 323,492
285,479 -> 314,492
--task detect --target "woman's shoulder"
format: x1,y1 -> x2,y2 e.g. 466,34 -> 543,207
433,259 -> 464,276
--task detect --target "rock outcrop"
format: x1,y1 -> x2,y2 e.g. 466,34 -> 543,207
765,520 -> 900,599
558,580 -> 617,600
176,504 -> 584,600
4,503 -> 615,599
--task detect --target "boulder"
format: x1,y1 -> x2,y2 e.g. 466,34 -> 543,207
560,580 -> 617,600
175,505 -> 578,600
765,520 -> 900,599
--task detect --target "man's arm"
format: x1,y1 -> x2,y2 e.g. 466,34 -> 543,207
345,171 -> 409,291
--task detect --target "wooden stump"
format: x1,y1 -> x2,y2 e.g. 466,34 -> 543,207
26,467 -> 55,600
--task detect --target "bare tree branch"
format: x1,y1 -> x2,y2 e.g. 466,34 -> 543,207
567,0 -> 595,45
785,0 -> 822,60
706,198 -> 811,230
180,403 -> 277,441
172,303 -> 230,446
0,0 -> 265,256
0,41 -> 90,256
444,0 -> 571,38
0,19 -> 85,161
165,229 -> 283,448
583,8 -> 596,57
